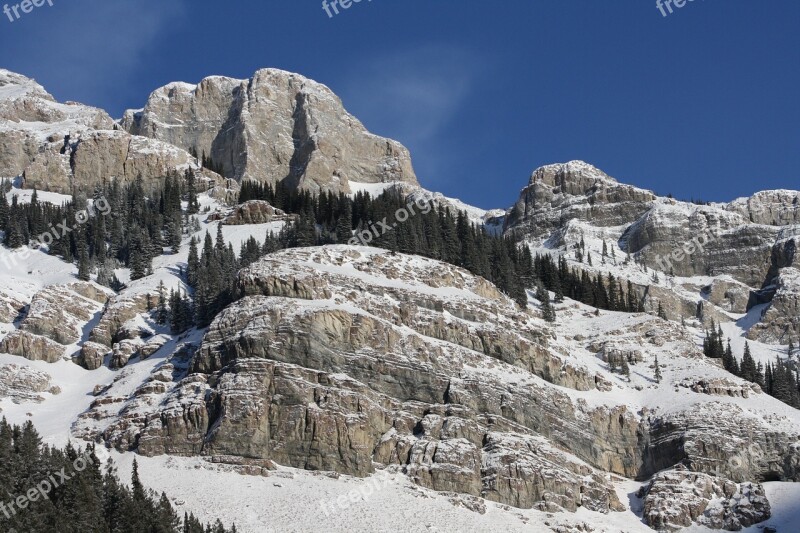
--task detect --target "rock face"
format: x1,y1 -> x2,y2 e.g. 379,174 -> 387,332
639,466 -> 771,531
121,69 -> 419,193
0,364 -> 54,403
91,247 -> 634,513
623,202 -> 779,286
748,266 -> 800,344
18,283 -> 110,345
503,161 -> 800,344
0,69 -> 219,194
0,330 -> 64,363
75,246 -> 800,526
0,290 -> 26,323
506,161 -> 656,240
77,341 -> 111,370
703,278 -> 752,314
214,200 -> 295,225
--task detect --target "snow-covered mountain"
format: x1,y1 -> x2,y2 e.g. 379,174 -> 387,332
0,69 -> 799,532
120,68 -> 419,193
504,160 -> 800,345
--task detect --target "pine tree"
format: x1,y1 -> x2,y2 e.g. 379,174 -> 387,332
157,281 -> 168,326
536,282 -> 555,322
740,342 -> 758,383
723,339 -> 740,375
186,168 -> 200,215
657,301 -> 667,320
187,236 -> 200,287
77,249 -> 92,281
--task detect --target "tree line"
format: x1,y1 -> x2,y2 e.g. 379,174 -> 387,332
0,419 -> 235,533
704,322 -> 800,409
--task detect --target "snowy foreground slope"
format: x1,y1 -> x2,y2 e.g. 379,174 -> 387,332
0,189 -> 798,532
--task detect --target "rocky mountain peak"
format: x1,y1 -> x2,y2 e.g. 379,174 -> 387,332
0,69 -> 113,132
121,67 -> 419,194
528,160 -> 617,189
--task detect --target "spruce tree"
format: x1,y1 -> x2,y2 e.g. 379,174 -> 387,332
186,168 -> 200,215
536,282 -> 555,322
187,236 -> 200,287
157,281 -> 168,325
740,342 -> 758,383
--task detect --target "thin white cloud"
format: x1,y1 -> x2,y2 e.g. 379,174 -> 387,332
339,44 -> 481,186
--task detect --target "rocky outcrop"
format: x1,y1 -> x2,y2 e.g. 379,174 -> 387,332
726,190 -> 800,226
69,246 -> 800,528
0,290 -> 26,323
0,69 -> 221,194
0,363 -> 54,403
212,199 -> 295,225
703,278 -> 753,314
77,341 -> 111,370
506,161 -> 656,240
503,161 -> 800,344
0,330 -> 64,362
89,247 -> 636,513
90,292 -> 156,348
748,268 -> 800,344
623,203 -> 778,286
121,69 -> 419,193
677,377 -> 760,398
18,282 -> 110,345
639,466 -> 770,531
642,402 -> 800,483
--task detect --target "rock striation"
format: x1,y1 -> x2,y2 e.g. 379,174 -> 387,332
74,246 -> 800,526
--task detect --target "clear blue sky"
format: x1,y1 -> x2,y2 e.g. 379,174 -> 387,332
1,0 -> 798,209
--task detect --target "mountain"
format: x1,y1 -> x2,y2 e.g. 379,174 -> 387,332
120,68 -> 419,193
504,160 -> 800,344
0,69 -> 219,194
0,69 -> 799,533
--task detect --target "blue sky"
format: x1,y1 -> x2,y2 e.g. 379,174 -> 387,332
1,0 -> 798,209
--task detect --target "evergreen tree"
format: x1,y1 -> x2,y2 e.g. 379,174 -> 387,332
77,249 -> 92,281
186,168 -> 200,215
187,236 -> 200,287
0,419 -> 236,533
157,281 -> 168,326
740,342 -> 758,383
536,282 -> 556,322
